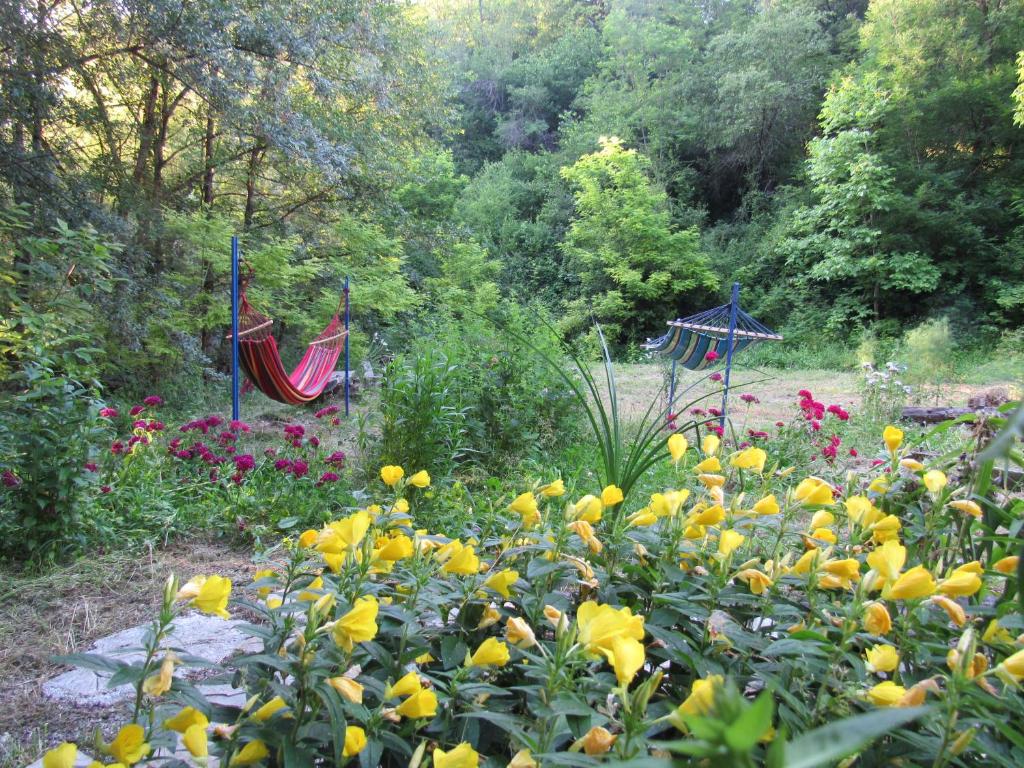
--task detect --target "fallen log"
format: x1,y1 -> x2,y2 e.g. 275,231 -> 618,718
901,406 -> 973,424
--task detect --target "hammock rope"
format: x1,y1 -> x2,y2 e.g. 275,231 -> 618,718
232,276 -> 348,405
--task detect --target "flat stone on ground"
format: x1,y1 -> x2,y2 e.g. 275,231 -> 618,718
43,613 -> 260,706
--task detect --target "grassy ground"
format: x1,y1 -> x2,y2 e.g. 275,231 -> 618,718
0,540 -> 255,768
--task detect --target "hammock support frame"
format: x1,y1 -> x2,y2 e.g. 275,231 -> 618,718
230,235 -> 350,419
644,282 -> 781,427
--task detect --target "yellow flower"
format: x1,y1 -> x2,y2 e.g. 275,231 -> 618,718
994,555 -> 1019,574
230,740 -> 270,766
809,510 -> 835,529
505,617 -> 537,648
869,475 -> 890,494
698,473 -> 726,488
677,674 -> 723,719
923,470 -> 947,494
297,529 -> 318,548
793,476 -> 833,506
846,496 -> 882,527
317,511 -> 372,555
568,520 -> 603,553
885,565 -> 936,600
867,539 -> 907,586
385,671 -> 422,699
737,569 -> 773,595
949,499 -> 982,518
541,478 -> 566,497
440,542 -> 481,575
508,748 -> 537,768
865,644 -> 900,674
252,695 -> 287,722
947,648 -> 988,678
165,706 -> 209,733
693,456 -> 721,473
883,425 -> 903,454
183,724 -> 208,759
573,494 -> 604,523
485,569 -> 519,598
601,484 -> 624,506
298,575 -> 324,602
576,601 -> 645,657
253,568 -> 276,597
604,635 -> 645,687
509,492 -> 540,528
433,742 -> 479,768
867,680 -> 906,707
730,447 -> 767,473
821,559 -> 861,590
983,619 -> 1014,645
177,575 -> 232,619
468,637 -> 510,667
142,652 -> 178,697
331,596 -> 379,651
395,687 -> 438,719
380,465 -> 404,486
327,676 -> 364,703
864,602 -> 892,636
544,605 -> 565,629
109,724 -> 150,765
581,726 -> 617,756
931,595 -> 967,627
627,508 -> 658,527
343,726 -> 367,758
718,529 -> 745,556
688,504 -> 725,526
900,458 -> 924,471
668,433 -> 688,464
807,527 -> 837,546
702,434 -> 720,455
752,495 -> 779,516
43,743 -> 77,768
938,568 -> 982,597
376,533 -> 414,561
869,514 -> 901,543
409,470 -> 431,488
995,649 -> 1024,685
477,603 -> 501,629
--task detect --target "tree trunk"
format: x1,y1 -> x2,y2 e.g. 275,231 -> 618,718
244,144 -> 266,229
133,75 -> 160,185
202,111 -> 216,205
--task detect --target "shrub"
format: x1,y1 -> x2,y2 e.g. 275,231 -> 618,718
47,406 -> 1024,767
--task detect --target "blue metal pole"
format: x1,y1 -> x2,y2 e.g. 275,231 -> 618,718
344,276 -> 350,418
668,357 -> 677,420
231,236 -> 240,422
720,282 -> 740,429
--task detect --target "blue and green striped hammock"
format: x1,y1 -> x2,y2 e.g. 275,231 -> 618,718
643,302 -> 782,371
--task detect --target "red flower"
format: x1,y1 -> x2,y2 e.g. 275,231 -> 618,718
230,419 -> 251,433
111,441 -> 125,455
2,470 -> 21,488
810,420 -> 821,431
849,449 -> 859,457
129,405 -> 144,416
234,454 -> 255,472
871,459 -> 885,467
326,451 -> 346,467
705,351 -> 719,361
315,405 -> 340,419
316,471 -> 340,487
143,395 -> 163,407
709,407 -> 722,417
99,407 -> 119,419
291,459 -> 309,479
274,459 -> 293,472
797,389 -> 813,399
84,462 -> 98,473
100,485 -> 112,494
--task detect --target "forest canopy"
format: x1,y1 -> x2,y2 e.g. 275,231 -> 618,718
2,0 -> 1023,391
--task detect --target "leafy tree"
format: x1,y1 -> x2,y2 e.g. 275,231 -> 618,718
559,137 -> 717,342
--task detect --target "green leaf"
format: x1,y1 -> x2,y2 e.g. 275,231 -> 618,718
725,691 -> 774,752
783,706 -> 931,768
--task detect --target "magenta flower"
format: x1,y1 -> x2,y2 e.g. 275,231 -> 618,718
230,420 -> 251,433
284,424 -> 305,438
691,408 -> 706,416
810,420 -> 821,431
148,420 -> 165,431
871,459 -> 885,467
709,425 -> 724,436
705,351 -> 719,362
291,459 -> 309,479
709,372 -> 723,382
316,471 -> 340,487
205,415 -> 224,428
315,405 -> 340,419
274,459 -> 293,472
325,451 -> 346,467
331,417 -> 341,426
111,441 -> 125,455
775,421 -> 784,427
84,462 -> 98,473
99,407 -> 119,419
129,405 -> 145,416
739,393 -> 759,404
143,395 -> 163,407
2,470 -> 21,488
133,419 -> 147,429
849,448 -> 859,457
234,454 -> 255,472
100,485 -> 112,494
797,389 -> 813,399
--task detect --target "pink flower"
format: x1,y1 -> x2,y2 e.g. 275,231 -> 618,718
810,420 -> 821,432
740,393 -> 759,404
775,421 -> 785,427
871,459 -> 885,467
111,441 -> 125,455
2,470 -> 21,488
708,425 -> 724,436
331,417 -> 341,426
316,471 -> 340,487
219,431 -> 237,444
738,441 -> 751,449
274,459 -> 293,472
225,445 -> 236,454
129,405 -> 145,416
291,459 -> 309,479
705,351 -> 719,361
133,419 -> 148,429
100,485 -> 112,494
325,451 -> 346,467
99,407 -> 119,419
148,420 -> 165,431
230,420 -> 251,433
209,469 -> 219,482
315,405 -> 340,419
849,449 -> 859,457
709,407 -> 722,417
234,454 -> 255,472
284,424 -> 305,438
205,415 -> 223,428
309,436 -> 320,448
691,408 -> 706,417
84,462 -> 98,473
709,372 -> 723,382
143,395 -> 163,407
797,389 -> 813,399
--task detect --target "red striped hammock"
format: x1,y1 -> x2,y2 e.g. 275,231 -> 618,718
234,293 -> 347,405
